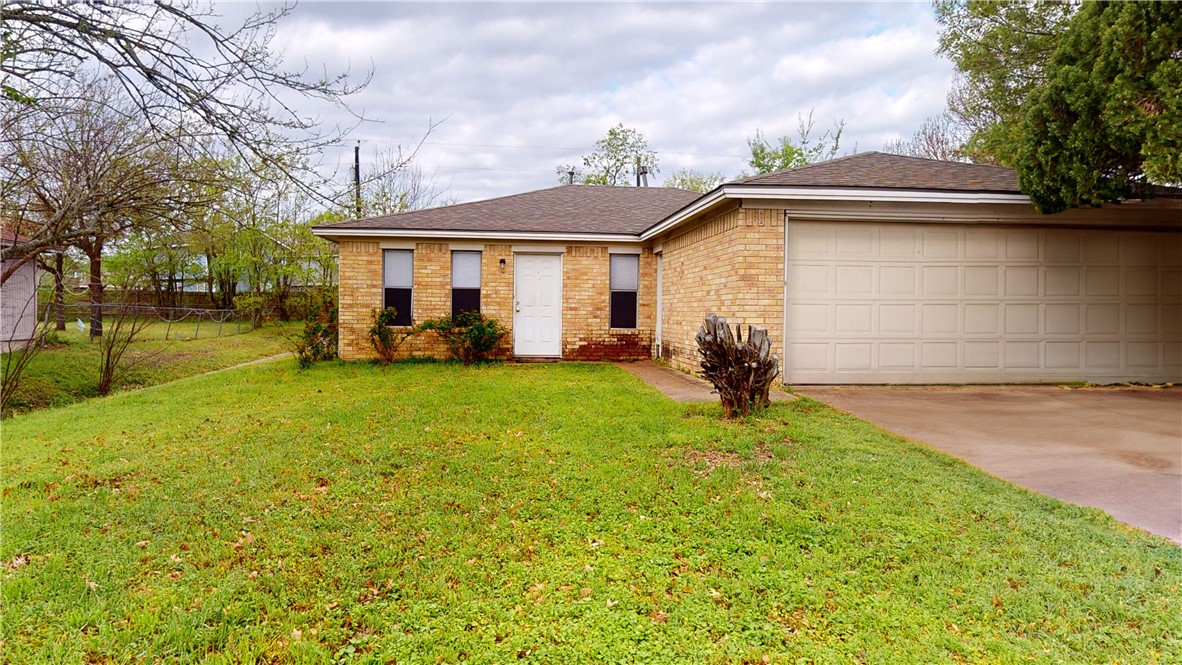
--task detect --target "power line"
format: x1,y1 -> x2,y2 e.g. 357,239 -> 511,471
339,138 -> 745,160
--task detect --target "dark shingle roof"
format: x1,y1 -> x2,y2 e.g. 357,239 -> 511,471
315,185 -> 701,235
733,152 -> 1021,194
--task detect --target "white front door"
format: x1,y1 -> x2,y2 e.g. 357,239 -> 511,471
514,253 -> 563,357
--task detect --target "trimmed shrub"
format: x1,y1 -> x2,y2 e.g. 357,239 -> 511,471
695,313 -> 780,417
415,311 -> 508,366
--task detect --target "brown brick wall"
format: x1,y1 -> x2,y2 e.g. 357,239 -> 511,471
561,246 -> 655,361
336,239 -> 653,361
337,240 -> 382,360
658,207 -> 784,374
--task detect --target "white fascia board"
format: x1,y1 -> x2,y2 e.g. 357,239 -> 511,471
639,188 -> 726,241
725,185 -> 1031,205
311,227 -> 641,244
639,185 -> 1031,240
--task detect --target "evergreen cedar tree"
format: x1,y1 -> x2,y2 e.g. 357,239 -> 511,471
1014,2 -> 1182,214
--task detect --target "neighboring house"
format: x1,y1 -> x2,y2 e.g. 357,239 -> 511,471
1,231 -> 40,352
312,152 -> 1182,385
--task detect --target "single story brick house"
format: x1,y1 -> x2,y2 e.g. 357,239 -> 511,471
312,152 -> 1182,384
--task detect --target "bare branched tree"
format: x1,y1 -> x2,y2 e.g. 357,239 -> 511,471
362,146 -> 453,216
882,112 -> 970,162
4,76 -> 200,335
2,0 -> 368,185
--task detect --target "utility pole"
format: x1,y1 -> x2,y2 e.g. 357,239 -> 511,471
353,142 -> 362,218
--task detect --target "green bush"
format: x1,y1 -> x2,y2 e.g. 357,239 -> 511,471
292,308 -> 337,369
368,307 -> 414,365
415,311 -> 507,366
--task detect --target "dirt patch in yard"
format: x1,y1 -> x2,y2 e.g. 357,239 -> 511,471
682,441 -> 776,474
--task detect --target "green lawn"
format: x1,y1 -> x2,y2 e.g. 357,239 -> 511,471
2,320 -> 299,414
2,362 -> 1179,663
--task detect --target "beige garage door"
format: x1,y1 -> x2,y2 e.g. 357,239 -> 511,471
784,221 -> 1182,384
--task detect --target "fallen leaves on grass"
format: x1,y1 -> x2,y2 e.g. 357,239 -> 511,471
3,554 -> 28,571
682,441 -> 775,475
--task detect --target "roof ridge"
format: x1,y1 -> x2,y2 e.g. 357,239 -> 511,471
734,151 -> 885,184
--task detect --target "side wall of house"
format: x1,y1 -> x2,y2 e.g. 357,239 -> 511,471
0,257 -> 38,351
336,239 -> 654,361
658,207 -> 785,373
337,240 -> 383,360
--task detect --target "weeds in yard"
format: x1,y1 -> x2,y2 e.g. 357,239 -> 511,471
2,363 -> 1179,663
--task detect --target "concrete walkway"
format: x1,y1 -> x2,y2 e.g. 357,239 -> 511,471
614,360 -> 795,404
798,386 -> 1182,544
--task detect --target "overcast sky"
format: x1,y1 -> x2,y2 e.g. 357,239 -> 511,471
249,1 -> 955,204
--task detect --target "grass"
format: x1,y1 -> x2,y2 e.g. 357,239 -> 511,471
2,362 -> 1179,663
1,320 -> 300,414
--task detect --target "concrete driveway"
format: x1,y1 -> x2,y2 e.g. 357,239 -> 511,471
795,386 -> 1182,544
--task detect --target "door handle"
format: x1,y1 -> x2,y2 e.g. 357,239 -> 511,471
515,301 -> 521,312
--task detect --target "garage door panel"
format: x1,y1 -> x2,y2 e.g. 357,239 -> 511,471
964,266 -> 999,295
923,230 -> 959,258
1045,267 -> 1081,296
1045,231 -> 1082,263
964,341 -> 1000,368
1086,342 -> 1120,369
879,266 -> 916,294
965,231 -> 1001,259
964,304 -> 999,334
1045,304 -> 1080,335
921,266 -> 958,295
1005,267 -> 1039,296
880,229 -> 918,257
835,304 -> 872,333
1087,267 -> 1122,296
785,221 -> 1182,384
835,265 -> 872,295
1163,269 -> 1182,297
1083,234 -> 1119,263
1004,304 -> 1039,334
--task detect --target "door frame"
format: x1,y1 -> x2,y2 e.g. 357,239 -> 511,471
512,252 -> 563,357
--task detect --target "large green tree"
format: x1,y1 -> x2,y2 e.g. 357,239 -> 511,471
1015,2 -> 1182,213
557,124 -> 659,186
934,0 -> 1077,165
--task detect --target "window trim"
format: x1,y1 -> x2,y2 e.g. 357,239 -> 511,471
383,249 -> 414,327
451,250 -> 482,318
609,253 -> 639,330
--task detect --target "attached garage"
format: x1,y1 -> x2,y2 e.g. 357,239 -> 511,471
784,221 -> 1182,384
647,153 -> 1182,386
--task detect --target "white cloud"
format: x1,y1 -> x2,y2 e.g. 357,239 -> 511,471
251,1 -> 955,203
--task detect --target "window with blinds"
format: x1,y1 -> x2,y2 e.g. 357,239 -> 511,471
609,254 -> 639,329
451,251 -> 481,318
383,249 -> 413,326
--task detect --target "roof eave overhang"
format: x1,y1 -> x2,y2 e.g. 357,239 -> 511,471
311,227 -> 642,243
639,185 -> 1031,240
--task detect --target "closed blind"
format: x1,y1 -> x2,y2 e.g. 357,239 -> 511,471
452,251 -> 482,288
383,250 -> 413,288
610,254 -> 639,291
